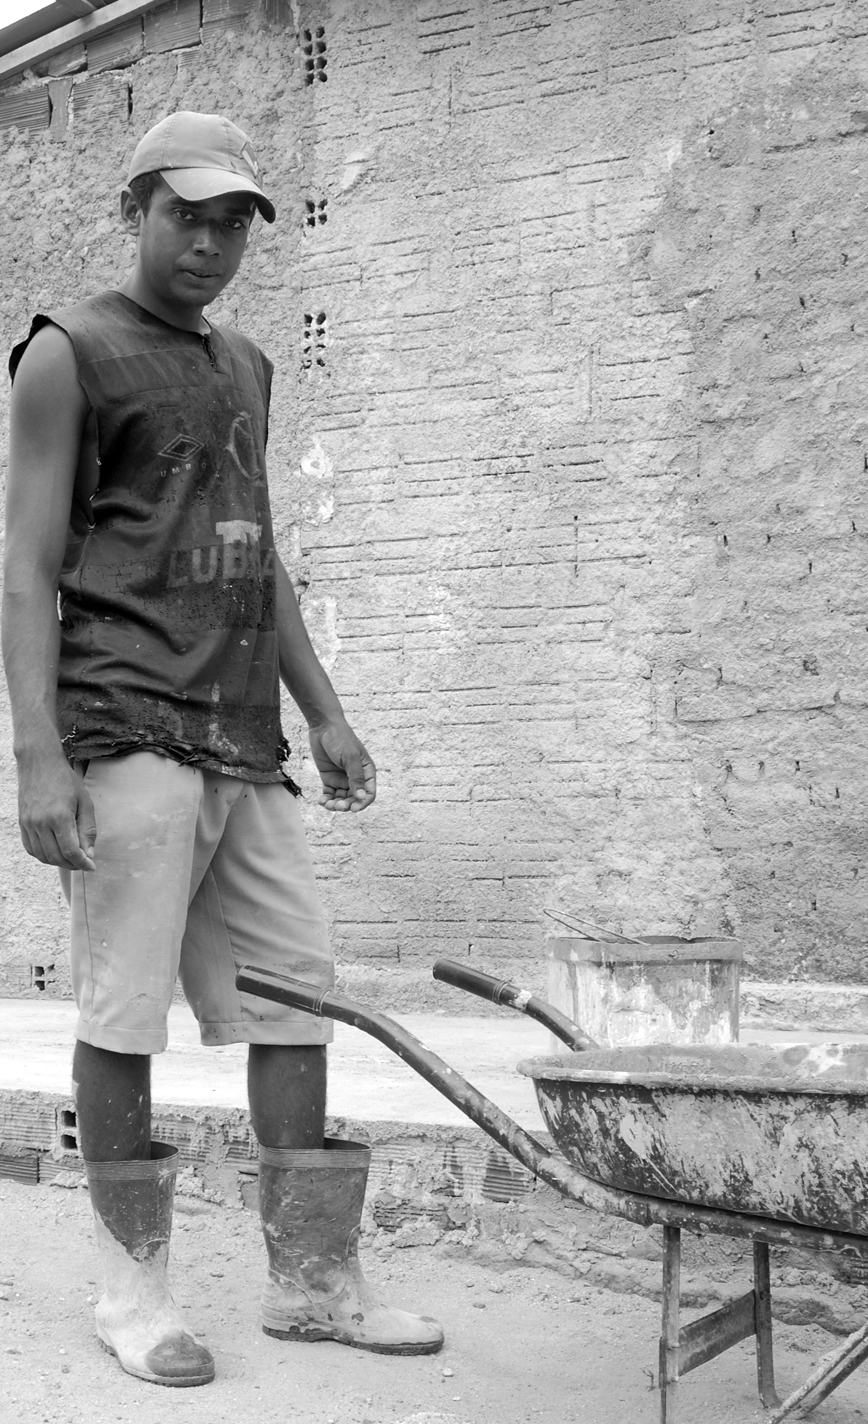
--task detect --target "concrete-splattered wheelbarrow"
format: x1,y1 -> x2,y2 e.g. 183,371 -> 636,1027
236,959 -> 868,1422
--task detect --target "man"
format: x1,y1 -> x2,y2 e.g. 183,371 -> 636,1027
3,111 -> 443,1387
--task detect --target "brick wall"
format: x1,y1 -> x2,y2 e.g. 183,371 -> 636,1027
0,0 -> 866,1005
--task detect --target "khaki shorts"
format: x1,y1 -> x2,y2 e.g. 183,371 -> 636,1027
61,751 -> 334,1054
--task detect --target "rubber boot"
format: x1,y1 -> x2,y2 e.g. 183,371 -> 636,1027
259,1138 -> 444,1354
85,1142 -> 215,1386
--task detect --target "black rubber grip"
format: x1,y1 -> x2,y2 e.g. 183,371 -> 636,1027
236,966 -> 329,1016
432,959 -> 515,1005
432,957 -> 597,1051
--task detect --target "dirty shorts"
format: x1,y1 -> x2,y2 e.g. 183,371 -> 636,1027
60,751 -> 334,1054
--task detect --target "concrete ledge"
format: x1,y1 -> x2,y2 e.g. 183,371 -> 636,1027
5,970 -> 868,1028
742,980 -> 868,1032
0,961 -> 550,1013
334,963 -> 551,1015
0,1000 -> 552,1121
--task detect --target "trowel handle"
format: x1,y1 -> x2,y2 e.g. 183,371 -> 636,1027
432,959 -> 597,1052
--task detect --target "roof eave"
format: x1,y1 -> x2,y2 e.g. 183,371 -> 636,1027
0,0 -> 168,86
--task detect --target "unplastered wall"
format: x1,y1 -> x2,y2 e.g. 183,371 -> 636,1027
0,0 -> 866,1006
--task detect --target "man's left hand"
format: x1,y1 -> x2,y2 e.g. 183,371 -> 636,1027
309,720 -> 377,812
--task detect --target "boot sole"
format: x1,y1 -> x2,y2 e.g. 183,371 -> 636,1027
98,1336 -> 216,1386
262,1324 -> 443,1355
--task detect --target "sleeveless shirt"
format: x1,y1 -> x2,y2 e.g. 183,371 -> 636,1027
9,291 -> 285,782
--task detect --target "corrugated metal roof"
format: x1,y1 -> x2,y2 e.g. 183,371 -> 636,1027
0,3 -> 116,61
0,0 -> 169,84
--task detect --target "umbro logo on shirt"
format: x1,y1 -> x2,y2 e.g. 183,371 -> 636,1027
159,434 -> 205,475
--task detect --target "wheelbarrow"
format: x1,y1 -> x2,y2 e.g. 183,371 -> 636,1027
236,959 -> 868,1422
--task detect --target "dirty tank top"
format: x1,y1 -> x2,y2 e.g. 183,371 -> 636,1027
9,291 -> 286,782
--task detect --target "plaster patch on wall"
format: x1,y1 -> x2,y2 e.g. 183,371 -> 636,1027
306,595 -> 340,673
341,148 -> 373,192
300,438 -> 334,482
290,439 -> 336,527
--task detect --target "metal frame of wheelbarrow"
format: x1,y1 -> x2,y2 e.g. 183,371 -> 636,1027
236,961 -> 868,1423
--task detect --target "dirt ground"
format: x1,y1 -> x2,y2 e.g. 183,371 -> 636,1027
0,1177 -> 865,1424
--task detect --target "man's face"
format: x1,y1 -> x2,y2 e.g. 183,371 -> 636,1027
123,177 -> 255,314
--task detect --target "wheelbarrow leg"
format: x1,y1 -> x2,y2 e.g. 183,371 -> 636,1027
659,1225 -> 681,1423
659,1231 -> 779,1420
754,1242 -> 781,1407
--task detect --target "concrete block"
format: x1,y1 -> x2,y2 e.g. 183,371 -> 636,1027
143,0 -> 201,54
0,86 -> 50,134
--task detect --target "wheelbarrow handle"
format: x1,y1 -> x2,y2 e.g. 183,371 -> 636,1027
432,958 -> 597,1051
235,963 -> 578,1196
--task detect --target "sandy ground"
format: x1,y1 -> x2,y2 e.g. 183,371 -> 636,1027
1,1177 -> 865,1424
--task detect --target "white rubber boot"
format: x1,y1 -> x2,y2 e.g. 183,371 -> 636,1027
259,1138 -> 444,1355
85,1143 -> 215,1386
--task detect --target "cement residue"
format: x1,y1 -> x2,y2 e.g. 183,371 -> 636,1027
520,1042 -> 868,1091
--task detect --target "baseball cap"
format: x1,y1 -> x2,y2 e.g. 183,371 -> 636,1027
127,111 -> 275,223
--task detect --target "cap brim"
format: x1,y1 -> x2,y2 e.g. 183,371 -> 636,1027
161,167 -> 275,223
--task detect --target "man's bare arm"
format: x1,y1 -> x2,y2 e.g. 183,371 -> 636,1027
2,325 -> 97,869
274,556 -> 376,812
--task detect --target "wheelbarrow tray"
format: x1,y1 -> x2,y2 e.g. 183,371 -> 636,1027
520,1041 -> 868,1237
